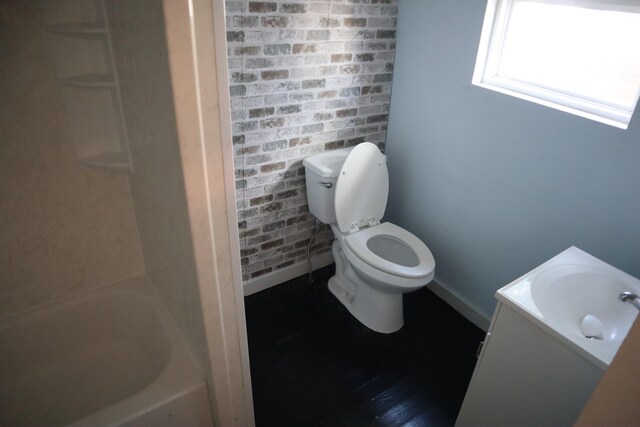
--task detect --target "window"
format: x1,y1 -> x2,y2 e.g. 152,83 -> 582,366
473,0 -> 640,129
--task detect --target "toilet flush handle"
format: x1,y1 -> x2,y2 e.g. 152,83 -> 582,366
318,182 -> 333,188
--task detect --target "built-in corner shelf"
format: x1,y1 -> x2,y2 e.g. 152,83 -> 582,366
43,0 -> 133,173
79,151 -> 131,172
58,74 -> 116,88
46,23 -> 107,37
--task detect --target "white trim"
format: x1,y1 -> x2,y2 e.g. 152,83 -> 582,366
428,278 -> 491,332
210,0 -> 256,425
474,80 -> 631,129
530,0 -> 640,13
163,0 -> 253,424
243,252 -> 335,296
242,254 -> 493,333
473,0 -> 640,129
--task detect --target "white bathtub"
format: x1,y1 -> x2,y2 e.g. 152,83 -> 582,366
0,275 -> 214,427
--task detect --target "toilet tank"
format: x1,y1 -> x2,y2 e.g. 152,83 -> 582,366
302,147 -> 354,224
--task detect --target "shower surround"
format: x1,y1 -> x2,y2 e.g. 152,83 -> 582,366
226,0 -> 398,283
0,0 -> 144,317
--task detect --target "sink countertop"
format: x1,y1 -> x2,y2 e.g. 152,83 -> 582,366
496,246 -> 640,370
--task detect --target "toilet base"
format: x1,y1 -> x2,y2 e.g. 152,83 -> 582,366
328,276 -> 404,334
330,241 -> 403,334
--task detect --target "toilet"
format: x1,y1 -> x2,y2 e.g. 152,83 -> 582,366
303,142 -> 435,333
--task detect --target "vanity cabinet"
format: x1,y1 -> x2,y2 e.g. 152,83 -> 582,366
455,302 -> 603,427
43,0 -> 132,172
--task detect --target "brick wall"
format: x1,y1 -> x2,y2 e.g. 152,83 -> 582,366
226,0 -> 398,282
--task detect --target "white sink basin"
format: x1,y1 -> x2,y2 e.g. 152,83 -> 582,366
532,264 -> 638,341
497,247 -> 640,369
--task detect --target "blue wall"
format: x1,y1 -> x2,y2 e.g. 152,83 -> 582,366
385,1 -> 640,320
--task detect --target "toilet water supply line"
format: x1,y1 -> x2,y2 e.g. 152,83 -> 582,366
307,217 -> 322,285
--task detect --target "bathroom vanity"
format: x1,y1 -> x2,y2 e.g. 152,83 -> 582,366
456,247 -> 640,427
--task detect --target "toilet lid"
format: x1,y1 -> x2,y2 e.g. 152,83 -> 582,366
334,142 -> 389,233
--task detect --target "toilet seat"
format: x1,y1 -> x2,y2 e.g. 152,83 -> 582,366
344,222 -> 435,279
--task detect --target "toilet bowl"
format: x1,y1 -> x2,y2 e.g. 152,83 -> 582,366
303,142 -> 435,333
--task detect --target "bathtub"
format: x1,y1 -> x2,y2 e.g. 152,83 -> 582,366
0,275 -> 214,427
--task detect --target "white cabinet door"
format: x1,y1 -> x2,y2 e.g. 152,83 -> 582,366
456,303 -> 603,427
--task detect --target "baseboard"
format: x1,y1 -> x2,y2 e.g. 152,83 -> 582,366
243,251 -> 334,296
428,278 -> 491,332
244,255 -> 492,332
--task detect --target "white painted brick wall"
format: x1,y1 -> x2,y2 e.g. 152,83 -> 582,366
226,0 -> 398,281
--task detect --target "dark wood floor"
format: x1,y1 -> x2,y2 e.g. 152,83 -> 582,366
245,265 -> 485,427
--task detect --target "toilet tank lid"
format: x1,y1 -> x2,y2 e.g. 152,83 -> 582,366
303,147 -> 355,178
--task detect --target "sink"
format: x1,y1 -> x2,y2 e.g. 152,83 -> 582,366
497,247 -> 640,369
531,264 -> 639,341
457,247 -> 634,426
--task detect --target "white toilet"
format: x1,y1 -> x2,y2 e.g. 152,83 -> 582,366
303,142 -> 435,333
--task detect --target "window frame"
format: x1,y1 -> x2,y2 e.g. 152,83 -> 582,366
472,0 -> 640,129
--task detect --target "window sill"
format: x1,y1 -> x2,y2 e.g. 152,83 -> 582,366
473,76 -> 632,130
